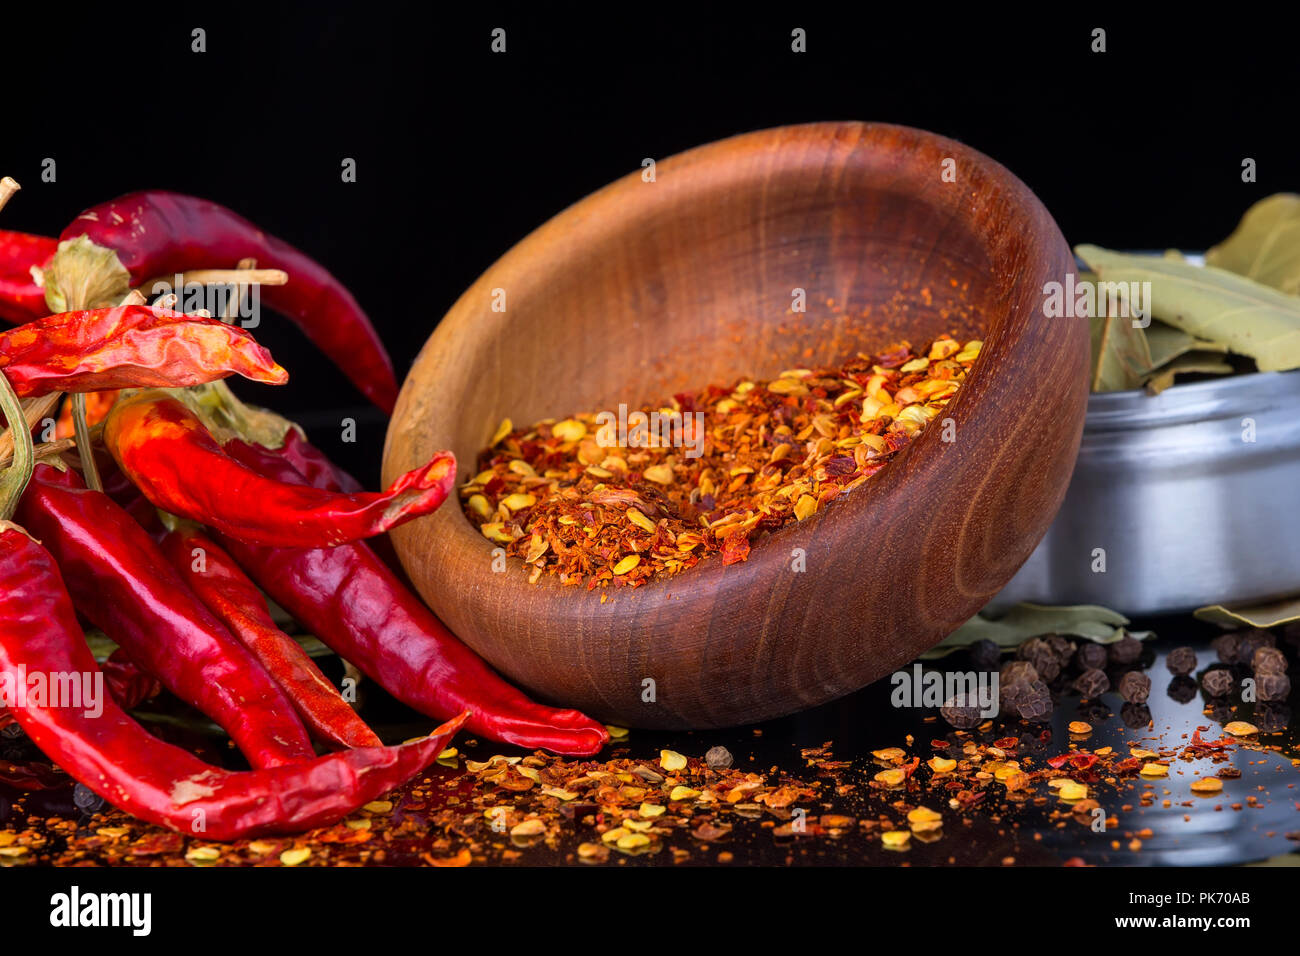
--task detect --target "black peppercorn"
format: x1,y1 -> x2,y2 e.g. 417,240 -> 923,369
1165,646 -> 1197,676
1109,635 -> 1143,665
1045,634 -> 1078,666
1257,673 -> 1291,702
1000,661 -> 1039,691
1073,668 -> 1110,698
1075,642 -> 1108,672
1211,633 -> 1240,664
1252,646 -> 1288,675
1118,670 -> 1151,703
1202,669 -> 1236,698
941,696 -> 984,729
968,639 -> 1001,672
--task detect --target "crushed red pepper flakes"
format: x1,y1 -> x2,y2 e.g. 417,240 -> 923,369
461,336 -> 980,587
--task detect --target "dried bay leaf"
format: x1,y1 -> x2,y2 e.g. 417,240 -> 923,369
1143,351 -> 1234,395
1205,193 -> 1300,295
924,602 -> 1152,658
1194,596 -> 1300,629
1076,245 -> 1300,372
1085,269 -> 1153,392
1144,320 -> 1227,370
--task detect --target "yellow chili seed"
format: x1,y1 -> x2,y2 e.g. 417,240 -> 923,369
466,494 -> 492,519
881,830 -> 911,849
1058,781 -> 1088,801
1140,763 -> 1169,778
669,786 -> 700,801
510,819 -> 546,838
793,494 -> 818,521
643,464 -> 675,484
490,419 -> 512,446
501,493 -> 536,512
1190,778 -> 1224,794
660,749 -> 688,771
928,756 -> 957,773
627,508 -> 657,533
1223,721 -> 1259,736
280,847 -> 312,867
613,554 -> 641,575
552,419 -> 587,442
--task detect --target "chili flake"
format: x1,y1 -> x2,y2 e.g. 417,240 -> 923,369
460,337 -> 980,586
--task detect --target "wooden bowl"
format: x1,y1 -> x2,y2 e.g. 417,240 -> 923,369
384,122 -> 1087,729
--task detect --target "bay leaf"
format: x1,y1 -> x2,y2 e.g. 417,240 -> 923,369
1205,193 -> 1300,295
1144,320 -> 1227,370
923,602 -> 1152,659
1143,351 -> 1235,395
1085,269 -> 1153,391
1076,244 -> 1300,371
1193,596 -> 1300,629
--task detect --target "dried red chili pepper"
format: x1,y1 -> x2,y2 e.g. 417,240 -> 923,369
0,229 -> 55,324
159,523 -> 382,750
101,649 -> 161,710
214,438 -> 611,757
60,192 -> 396,411
104,391 -> 455,548
1,651 -> 157,733
15,463 -> 316,769
0,524 -> 467,838
0,305 -> 287,398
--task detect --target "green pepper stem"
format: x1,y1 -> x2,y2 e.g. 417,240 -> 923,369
69,393 -> 102,492
0,371 -> 35,521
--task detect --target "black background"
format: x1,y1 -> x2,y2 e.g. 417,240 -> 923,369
2,4 -> 1296,480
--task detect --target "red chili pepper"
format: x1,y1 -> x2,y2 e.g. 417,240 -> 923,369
0,305 -> 287,398
214,438 -> 611,757
0,229 -> 56,325
15,463 -> 316,769
61,192 -> 397,411
1,650 -> 157,733
0,523 -> 466,838
104,391 -> 454,548
276,428 -> 363,494
101,649 -> 161,710
159,524 -> 382,750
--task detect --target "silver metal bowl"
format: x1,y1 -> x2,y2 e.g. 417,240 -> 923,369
990,368 -> 1300,616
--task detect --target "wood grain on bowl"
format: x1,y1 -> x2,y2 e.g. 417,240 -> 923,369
384,122 -> 1087,729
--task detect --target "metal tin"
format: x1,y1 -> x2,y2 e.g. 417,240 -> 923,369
990,368 -> 1300,616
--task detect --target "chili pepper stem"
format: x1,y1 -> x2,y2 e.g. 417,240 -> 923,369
0,177 -> 20,213
0,370 -> 34,520
173,378 -> 296,449
69,392 -> 101,491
